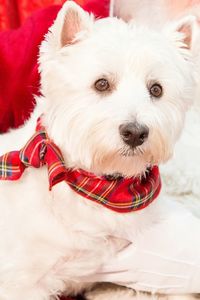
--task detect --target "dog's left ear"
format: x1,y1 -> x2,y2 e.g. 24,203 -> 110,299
165,15 -> 197,50
50,1 -> 93,49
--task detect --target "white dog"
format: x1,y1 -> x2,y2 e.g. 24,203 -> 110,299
0,1 -> 199,300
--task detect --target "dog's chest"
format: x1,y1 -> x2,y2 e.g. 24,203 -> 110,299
51,179 -> 161,244
0,164 -> 159,243
0,166 -> 161,289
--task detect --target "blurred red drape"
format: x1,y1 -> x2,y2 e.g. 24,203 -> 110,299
0,0 -> 85,30
0,0 -> 110,132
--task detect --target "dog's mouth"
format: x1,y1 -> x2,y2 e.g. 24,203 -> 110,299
118,145 -> 145,157
89,143 -> 152,179
116,144 -> 155,172
104,166 -> 152,180
104,173 -> 124,180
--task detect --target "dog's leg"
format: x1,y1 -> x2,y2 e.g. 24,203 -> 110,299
85,283 -> 163,300
85,284 -> 198,300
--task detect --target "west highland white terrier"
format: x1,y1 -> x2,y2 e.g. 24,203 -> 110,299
0,1 -> 198,300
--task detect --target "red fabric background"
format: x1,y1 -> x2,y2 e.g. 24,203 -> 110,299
0,0 -> 86,30
0,0 -> 109,133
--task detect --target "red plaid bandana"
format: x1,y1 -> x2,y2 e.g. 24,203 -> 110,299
0,123 -> 161,213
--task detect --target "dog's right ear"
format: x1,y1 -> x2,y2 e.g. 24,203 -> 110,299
51,1 -> 93,48
164,15 -> 197,51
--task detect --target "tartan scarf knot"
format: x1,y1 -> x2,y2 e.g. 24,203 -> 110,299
0,121 -> 161,213
0,129 -> 67,189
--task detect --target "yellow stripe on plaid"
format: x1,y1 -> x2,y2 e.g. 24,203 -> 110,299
67,177 -> 160,209
98,180 -> 118,203
76,177 -> 90,191
86,181 -> 101,198
1,153 -> 9,178
20,131 -> 44,165
46,140 -> 65,163
48,161 -> 65,177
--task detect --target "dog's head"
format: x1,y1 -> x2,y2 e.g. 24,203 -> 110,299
39,1 -> 196,177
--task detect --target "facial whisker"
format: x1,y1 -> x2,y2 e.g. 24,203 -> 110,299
118,147 -> 133,157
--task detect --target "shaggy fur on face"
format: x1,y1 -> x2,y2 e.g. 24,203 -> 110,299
39,3 -> 195,178
0,1 -> 197,300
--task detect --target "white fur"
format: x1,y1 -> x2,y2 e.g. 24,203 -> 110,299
0,2 -> 197,299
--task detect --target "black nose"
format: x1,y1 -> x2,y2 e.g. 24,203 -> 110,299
119,122 -> 149,148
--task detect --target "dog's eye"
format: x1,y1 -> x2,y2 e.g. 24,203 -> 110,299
149,83 -> 163,98
95,78 -> 110,92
